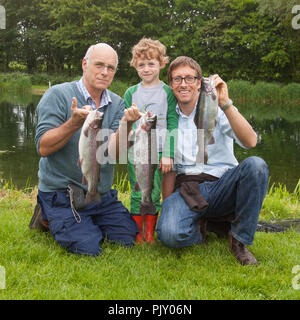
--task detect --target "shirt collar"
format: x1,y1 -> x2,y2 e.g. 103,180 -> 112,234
176,103 -> 197,119
77,77 -> 112,110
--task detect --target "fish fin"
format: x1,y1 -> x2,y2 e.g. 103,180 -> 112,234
78,158 -> 82,167
208,136 -> 215,145
134,181 -> 141,192
140,202 -> 156,215
85,191 -> 101,205
204,151 -> 208,164
128,140 -> 135,148
82,175 -> 88,185
84,127 -> 89,138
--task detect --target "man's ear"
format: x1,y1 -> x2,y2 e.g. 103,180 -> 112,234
82,58 -> 87,72
197,78 -> 201,91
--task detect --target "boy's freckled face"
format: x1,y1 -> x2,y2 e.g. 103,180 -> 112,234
136,58 -> 161,85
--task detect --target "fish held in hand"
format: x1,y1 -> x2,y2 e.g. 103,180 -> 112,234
78,110 -> 104,205
194,75 -> 218,164
130,112 -> 158,215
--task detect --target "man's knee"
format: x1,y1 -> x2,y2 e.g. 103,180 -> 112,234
242,156 -> 269,180
50,216 -> 103,257
157,227 -> 182,248
157,215 -> 195,248
68,237 -> 102,256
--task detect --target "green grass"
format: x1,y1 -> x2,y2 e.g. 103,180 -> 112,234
0,181 -> 299,300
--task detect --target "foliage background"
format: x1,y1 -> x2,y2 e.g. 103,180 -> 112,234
0,0 -> 299,83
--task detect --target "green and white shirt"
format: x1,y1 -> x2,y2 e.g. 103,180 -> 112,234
124,81 -> 178,158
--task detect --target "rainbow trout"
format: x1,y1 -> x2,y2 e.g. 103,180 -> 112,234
194,75 -> 218,164
130,112 -> 158,214
78,110 -> 104,205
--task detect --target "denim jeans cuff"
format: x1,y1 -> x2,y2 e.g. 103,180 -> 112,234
231,229 -> 253,246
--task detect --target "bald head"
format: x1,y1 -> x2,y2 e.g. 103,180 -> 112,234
84,43 -> 119,67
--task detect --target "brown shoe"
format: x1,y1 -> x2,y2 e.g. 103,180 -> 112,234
228,232 -> 257,265
29,203 -> 49,232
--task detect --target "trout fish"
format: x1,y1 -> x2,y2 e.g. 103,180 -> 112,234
78,110 -> 104,205
194,75 -> 218,164
130,112 -> 158,215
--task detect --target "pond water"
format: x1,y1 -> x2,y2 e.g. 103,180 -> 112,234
0,93 -> 299,192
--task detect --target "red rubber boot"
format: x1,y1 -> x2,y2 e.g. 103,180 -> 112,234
132,215 -> 144,243
145,214 -> 158,244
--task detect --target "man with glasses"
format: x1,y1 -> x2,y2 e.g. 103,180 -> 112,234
156,56 -> 269,265
29,43 -> 141,256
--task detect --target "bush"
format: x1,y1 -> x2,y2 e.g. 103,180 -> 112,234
109,79 -> 131,97
0,73 -> 32,92
30,73 -> 79,86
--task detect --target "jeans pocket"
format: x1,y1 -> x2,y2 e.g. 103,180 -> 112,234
201,181 -> 214,202
52,192 -> 69,208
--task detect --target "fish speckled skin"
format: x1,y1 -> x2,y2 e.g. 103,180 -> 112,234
78,110 -> 104,205
194,75 -> 218,164
130,112 -> 158,214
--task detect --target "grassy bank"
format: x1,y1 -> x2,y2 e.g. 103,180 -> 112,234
1,72 -> 300,105
0,181 -> 299,300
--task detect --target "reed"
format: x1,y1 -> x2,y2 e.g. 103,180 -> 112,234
261,179 -> 300,221
228,80 -> 300,105
280,83 -> 300,103
227,80 -> 252,103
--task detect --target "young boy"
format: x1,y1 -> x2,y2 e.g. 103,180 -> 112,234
124,38 -> 178,243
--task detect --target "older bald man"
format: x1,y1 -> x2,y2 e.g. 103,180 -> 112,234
29,43 -> 141,256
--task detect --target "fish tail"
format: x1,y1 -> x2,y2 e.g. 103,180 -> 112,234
85,191 -> 101,205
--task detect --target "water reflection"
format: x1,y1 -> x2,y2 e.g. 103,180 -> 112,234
0,94 -> 299,192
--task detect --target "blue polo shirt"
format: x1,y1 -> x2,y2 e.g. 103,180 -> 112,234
35,81 -> 125,195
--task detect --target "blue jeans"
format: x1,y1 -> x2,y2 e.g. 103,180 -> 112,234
156,157 -> 269,247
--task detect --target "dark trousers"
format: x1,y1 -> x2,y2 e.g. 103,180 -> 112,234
38,189 -> 139,256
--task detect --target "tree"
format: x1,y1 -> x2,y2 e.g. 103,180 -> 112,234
257,0 -> 300,81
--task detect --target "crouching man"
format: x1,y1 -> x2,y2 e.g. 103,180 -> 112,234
156,56 -> 269,265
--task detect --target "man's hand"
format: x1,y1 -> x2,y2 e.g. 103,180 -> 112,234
122,103 -> 142,124
70,97 -> 92,128
159,156 -> 174,175
212,74 -> 230,108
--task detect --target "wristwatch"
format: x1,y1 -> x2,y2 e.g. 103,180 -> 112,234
220,99 -> 233,111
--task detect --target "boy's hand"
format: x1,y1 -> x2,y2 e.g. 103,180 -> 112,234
122,103 -> 142,124
159,156 -> 174,175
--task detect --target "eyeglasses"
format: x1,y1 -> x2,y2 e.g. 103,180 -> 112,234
172,76 -> 200,85
94,62 -> 116,74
